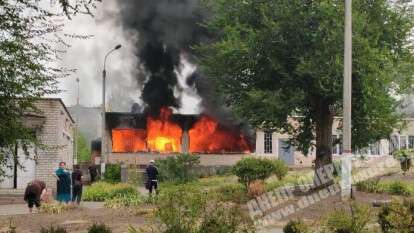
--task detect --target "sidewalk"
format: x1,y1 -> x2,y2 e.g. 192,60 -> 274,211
0,202 -> 104,216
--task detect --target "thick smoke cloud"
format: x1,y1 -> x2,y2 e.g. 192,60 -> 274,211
58,0 -> 140,111
117,0 -> 207,115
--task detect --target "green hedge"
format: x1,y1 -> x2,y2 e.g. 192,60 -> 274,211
356,180 -> 413,196
83,182 -> 137,201
103,164 -> 121,183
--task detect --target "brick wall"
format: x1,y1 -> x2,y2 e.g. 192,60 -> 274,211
34,99 -> 74,190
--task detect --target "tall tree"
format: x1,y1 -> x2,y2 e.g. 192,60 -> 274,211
197,0 -> 414,173
0,0 -> 100,178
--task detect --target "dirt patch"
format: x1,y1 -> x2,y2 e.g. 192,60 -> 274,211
0,207 -> 145,233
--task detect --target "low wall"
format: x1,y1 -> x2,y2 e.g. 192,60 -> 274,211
108,153 -> 249,166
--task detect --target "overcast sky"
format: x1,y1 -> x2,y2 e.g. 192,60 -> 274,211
54,0 -> 140,111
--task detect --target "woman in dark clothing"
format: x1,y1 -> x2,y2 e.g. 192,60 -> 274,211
24,180 -> 46,213
71,165 -> 83,205
55,161 -> 71,203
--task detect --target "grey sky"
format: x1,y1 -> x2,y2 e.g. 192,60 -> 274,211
56,0 -> 140,111
55,0 -> 202,114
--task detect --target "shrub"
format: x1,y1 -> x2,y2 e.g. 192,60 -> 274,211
87,223 -> 112,233
323,203 -> 373,233
83,182 -> 137,201
248,180 -> 265,198
283,219 -> 310,233
355,180 -> 381,193
232,157 -> 276,188
273,159 -> 288,180
155,153 -> 200,183
153,186 -> 254,233
356,180 -> 413,196
104,164 -> 121,183
387,181 -> 412,196
40,226 -> 67,233
155,186 -> 207,233
214,183 -> 249,204
378,199 -> 414,233
104,193 -> 144,208
198,203 -> 255,233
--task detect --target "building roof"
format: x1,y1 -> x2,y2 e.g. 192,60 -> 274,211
39,98 -> 75,123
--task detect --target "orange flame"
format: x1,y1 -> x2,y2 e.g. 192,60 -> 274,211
112,128 -> 147,152
111,108 -> 251,154
189,115 -> 251,153
146,107 -> 182,153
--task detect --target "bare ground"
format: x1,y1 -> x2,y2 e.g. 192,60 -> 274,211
0,207 -> 146,233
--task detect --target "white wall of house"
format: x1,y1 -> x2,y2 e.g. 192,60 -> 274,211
255,130 -> 315,166
0,147 -> 37,189
255,118 -> 414,167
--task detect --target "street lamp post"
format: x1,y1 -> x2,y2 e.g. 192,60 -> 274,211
101,44 -> 121,176
341,0 -> 352,200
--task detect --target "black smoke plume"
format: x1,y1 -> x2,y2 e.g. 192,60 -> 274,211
117,0 -> 207,115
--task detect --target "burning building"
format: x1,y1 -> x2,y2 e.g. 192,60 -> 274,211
104,107 -> 253,166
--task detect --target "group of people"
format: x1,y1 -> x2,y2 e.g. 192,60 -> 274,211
54,161 -> 83,204
24,160 -> 158,213
24,161 -> 85,213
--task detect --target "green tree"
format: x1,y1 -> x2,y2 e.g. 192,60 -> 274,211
76,133 -> 91,162
197,0 -> 414,174
0,0 -> 100,178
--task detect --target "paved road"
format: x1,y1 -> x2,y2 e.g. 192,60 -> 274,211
0,202 -> 104,216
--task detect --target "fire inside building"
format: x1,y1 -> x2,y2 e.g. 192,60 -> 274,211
103,107 -> 253,166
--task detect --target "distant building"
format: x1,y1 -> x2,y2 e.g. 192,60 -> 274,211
67,105 -> 101,146
255,117 -> 414,167
0,98 -> 74,190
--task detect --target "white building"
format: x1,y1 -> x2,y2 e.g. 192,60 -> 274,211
0,98 -> 74,190
255,118 -> 414,167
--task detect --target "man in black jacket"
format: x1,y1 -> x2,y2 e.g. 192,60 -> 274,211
145,160 -> 158,196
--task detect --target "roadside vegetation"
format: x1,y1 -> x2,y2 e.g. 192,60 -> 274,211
356,179 -> 414,196
283,199 -> 414,233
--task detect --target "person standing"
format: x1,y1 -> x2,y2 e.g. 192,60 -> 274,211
145,160 -> 159,196
55,162 -> 71,204
88,164 -> 99,183
23,180 -> 46,213
71,164 -> 83,205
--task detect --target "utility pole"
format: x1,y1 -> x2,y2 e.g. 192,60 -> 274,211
74,78 -> 80,165
341,0 -> 353,200
101,45 -> 122,177
101,67 -> 106,175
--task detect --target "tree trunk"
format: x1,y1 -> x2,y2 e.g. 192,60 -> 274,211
13,143 -> 18,189
313,98 -> 334,187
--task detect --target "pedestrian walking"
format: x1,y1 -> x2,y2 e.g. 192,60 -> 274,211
145,160 -> 159,196
54,161 -> 71,204
71,164 -> 83,205
23,180 -> 46,213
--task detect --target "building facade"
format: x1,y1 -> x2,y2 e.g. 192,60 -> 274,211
255,118 -> 414,167
0,98 -> 74,190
